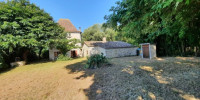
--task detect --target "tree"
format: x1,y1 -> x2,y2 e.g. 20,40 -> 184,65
105,0 -> 200,56
82,24 -> 117,41
0,0 -> 64,65
50,38 -> 79,55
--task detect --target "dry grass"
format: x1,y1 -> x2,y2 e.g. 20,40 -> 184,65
83,57 -> 200,100
0,57 -> 199,100
0,58 -> 94,100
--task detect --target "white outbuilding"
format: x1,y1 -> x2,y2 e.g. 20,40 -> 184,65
140,43 -> 157,59
82,38 -> 137,58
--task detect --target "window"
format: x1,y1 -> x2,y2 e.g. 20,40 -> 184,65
66,33 -> 71,38
54,52 -> 61,60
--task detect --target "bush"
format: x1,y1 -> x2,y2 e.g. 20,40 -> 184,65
27,51 -> 38,62
0,55 -> 3,68
42,50 -> 49,59
56,54 -> 72,61
0,55 -> 7,69
85,53 -> 108,69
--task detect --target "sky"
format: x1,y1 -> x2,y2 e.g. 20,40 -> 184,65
28,0 -> 119,32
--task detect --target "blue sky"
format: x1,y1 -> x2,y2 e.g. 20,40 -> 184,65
29,0 -> 119,32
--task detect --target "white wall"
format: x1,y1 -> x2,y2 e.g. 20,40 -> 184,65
82,44 -> 106,57
105,47 -> 137,58
67,48 -> 82,57
150,45 -> 157,59
67,32 -> 82,47
140,43 -> 157,59
82,44 -> 137,58
49,48 -> 60,60
49,32 -> 82,60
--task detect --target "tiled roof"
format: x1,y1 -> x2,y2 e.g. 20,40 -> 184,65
84,41 -> 135,49
58,19 -> 81,33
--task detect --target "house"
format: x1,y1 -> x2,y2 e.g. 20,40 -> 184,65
82,37 -> 137,58
49,19 -> 82,60
140,43 -> 157,59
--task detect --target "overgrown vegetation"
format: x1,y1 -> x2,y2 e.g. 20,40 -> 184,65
105,0 -> 200,56
56,54 -> 72,61
85,53 -> 108,69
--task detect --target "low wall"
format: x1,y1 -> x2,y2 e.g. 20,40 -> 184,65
105,47 -> 137,58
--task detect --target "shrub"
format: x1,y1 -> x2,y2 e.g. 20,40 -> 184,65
85,53 -> 108,69
27,51 -> 38,62
0,56 -> 3,69
56,54 -> 72,61
0,55 -> 7,69
42,50 -> 49,59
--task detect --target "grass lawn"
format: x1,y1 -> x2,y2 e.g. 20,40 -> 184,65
0,57 -> 199,100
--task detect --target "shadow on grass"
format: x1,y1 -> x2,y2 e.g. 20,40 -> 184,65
0,59 -> 56,74
65,57 -> 200,100
0,67 -> 17,74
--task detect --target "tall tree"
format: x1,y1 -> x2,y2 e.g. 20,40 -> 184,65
50,38 -> 79,55
82,24 -> 117,41
105,0 -> 200,56
0,0 -> 64,64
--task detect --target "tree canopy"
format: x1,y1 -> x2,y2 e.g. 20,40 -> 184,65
82,24 -> 117,41
50,38 -> 79,55
105,0 -> 200,56
0,0 -> 65,68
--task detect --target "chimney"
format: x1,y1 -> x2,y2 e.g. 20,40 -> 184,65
79,27 -> 81,31
103,37 -> 107,42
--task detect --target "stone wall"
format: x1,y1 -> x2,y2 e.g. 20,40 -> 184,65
49,48 -> 60,60
150,45 -> 157,59
49,32 -> 82,60
67,32 -> 82,47
49,48 -> 82,60
82,44 -> 137,58
105,47 -> 137,58
82,44 -> 106,57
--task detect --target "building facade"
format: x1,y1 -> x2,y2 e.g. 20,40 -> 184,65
49,19 -> 82,60
82,38 -> 137,58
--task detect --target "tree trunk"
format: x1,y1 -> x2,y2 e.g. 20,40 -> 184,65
195,47 -> 197,56
196,46 -> 200,57
38,47 -> 43,59
23,50 -> 29,63
181,41 -> 185,56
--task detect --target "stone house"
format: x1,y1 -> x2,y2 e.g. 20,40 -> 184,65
49,19 -> 82,60
82,38 -> 137,58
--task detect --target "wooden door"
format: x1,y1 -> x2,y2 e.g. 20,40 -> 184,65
75,50 -> 78,57
54,52 -> 59,60
71,51 -> 74,58
142,45 -> 149,58
71,50 -> 78,58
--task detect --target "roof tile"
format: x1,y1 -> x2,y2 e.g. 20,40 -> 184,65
58,19 -> 81,33
84,41 -> 135,49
